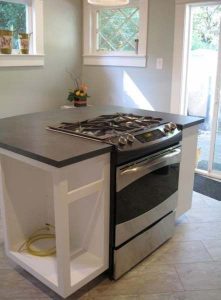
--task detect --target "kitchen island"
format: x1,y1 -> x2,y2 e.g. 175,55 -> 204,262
0,106 -> 203,298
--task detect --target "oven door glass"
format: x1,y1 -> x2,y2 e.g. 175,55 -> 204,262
116,147 -> 181,225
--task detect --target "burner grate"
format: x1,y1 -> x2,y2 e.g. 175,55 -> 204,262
47,113 -> 163,141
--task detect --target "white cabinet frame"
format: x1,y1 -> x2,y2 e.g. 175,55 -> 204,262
176,125 -> 199,217
0,149 -> 110,298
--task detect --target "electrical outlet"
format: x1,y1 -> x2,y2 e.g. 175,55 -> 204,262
156,58 -> 163,70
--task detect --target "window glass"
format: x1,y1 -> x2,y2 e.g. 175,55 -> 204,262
0,1 -> 27,49
97,7 -> 139,52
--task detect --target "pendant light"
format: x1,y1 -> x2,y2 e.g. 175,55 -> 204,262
88,0 -> 129,6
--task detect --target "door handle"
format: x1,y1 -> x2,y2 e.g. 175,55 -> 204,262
120,148 -> 181,176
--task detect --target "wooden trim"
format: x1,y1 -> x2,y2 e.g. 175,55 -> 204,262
83,55 -> 147,67
67,179 -> 104,204
0,54 -> 44,67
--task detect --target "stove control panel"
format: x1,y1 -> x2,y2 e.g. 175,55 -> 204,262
116,123 -> 180,149
136,129 -> 166,144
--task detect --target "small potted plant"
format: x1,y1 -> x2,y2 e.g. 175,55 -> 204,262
67,73 -> 89,107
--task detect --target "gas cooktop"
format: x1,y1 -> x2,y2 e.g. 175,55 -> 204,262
47,112 -> 180,149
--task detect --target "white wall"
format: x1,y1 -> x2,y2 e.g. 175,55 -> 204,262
0,0 -> 176,118
0,0 -> 82,119
83,0 -> 175,113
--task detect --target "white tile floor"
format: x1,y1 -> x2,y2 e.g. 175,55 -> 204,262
1,192 -> 221,300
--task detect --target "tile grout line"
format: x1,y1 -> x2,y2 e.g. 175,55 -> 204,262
200,239 -> 217,262
138,288 -> 221,299
173,264 -> 186,292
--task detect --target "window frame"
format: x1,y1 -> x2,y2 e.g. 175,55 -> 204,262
83,0 -> 148,67
171,0 -> 218,113
0,0 -> 44,67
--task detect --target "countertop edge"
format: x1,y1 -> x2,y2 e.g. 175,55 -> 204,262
178,119 -> 204,129
56,146 -> 113,168
0,142 -> 113,168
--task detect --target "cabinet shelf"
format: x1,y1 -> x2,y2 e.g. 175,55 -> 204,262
9,250 -> 104,293
70,251 -> 103,287
9,251 -> 58,288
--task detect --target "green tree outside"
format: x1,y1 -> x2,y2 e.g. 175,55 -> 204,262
192,5 -> 221,51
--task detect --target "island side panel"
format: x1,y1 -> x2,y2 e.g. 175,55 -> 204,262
52,152 -> 110,297
176,125 -> 199,218
0,152 -> 59,292
52,171 -> 71,297
0,150 -> 110,298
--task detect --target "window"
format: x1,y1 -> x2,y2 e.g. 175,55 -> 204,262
0,0 -> 28,50
0,0 -> 44,67
97,7 -> 139,52
83,0 -> 148,67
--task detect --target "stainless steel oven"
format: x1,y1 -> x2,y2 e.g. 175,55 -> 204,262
113,144 -> 181,279
47,111 -> 182,280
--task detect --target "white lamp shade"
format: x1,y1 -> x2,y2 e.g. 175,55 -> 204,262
88,0 -> 129,6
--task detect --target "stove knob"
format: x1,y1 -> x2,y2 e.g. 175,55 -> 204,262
170,122 -> 177,131
126,133 -> 135,144
118,135 -> 128,146
164,124 -> 171,133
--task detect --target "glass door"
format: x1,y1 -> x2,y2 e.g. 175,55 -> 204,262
184,3 -> 221,179
211,48 -> 221,175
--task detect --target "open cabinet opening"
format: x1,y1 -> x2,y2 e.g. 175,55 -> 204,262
0,152 -> 110,298
0,155 -> 58,288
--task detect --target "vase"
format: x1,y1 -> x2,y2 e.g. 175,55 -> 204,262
0,30 -> 13,54
74,97 -> 87,107
18,33 -> 30,54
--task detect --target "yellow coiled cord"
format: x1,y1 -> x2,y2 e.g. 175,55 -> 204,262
18,224 -> 56,257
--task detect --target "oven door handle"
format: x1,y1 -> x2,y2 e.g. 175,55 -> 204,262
120,148 -> 181,176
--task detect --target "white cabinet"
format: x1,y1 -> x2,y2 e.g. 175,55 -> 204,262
0,150 -> 110,298
0,122 -> 200,297
176,125 -> 199,218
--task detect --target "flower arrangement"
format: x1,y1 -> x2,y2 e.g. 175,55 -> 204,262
67,72 -> 89,107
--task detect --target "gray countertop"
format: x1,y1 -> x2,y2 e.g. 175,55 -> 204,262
0,105 -> 204,167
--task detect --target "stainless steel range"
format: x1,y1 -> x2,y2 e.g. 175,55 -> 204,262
47,113 -> 181,163
47,112 -> 182,279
